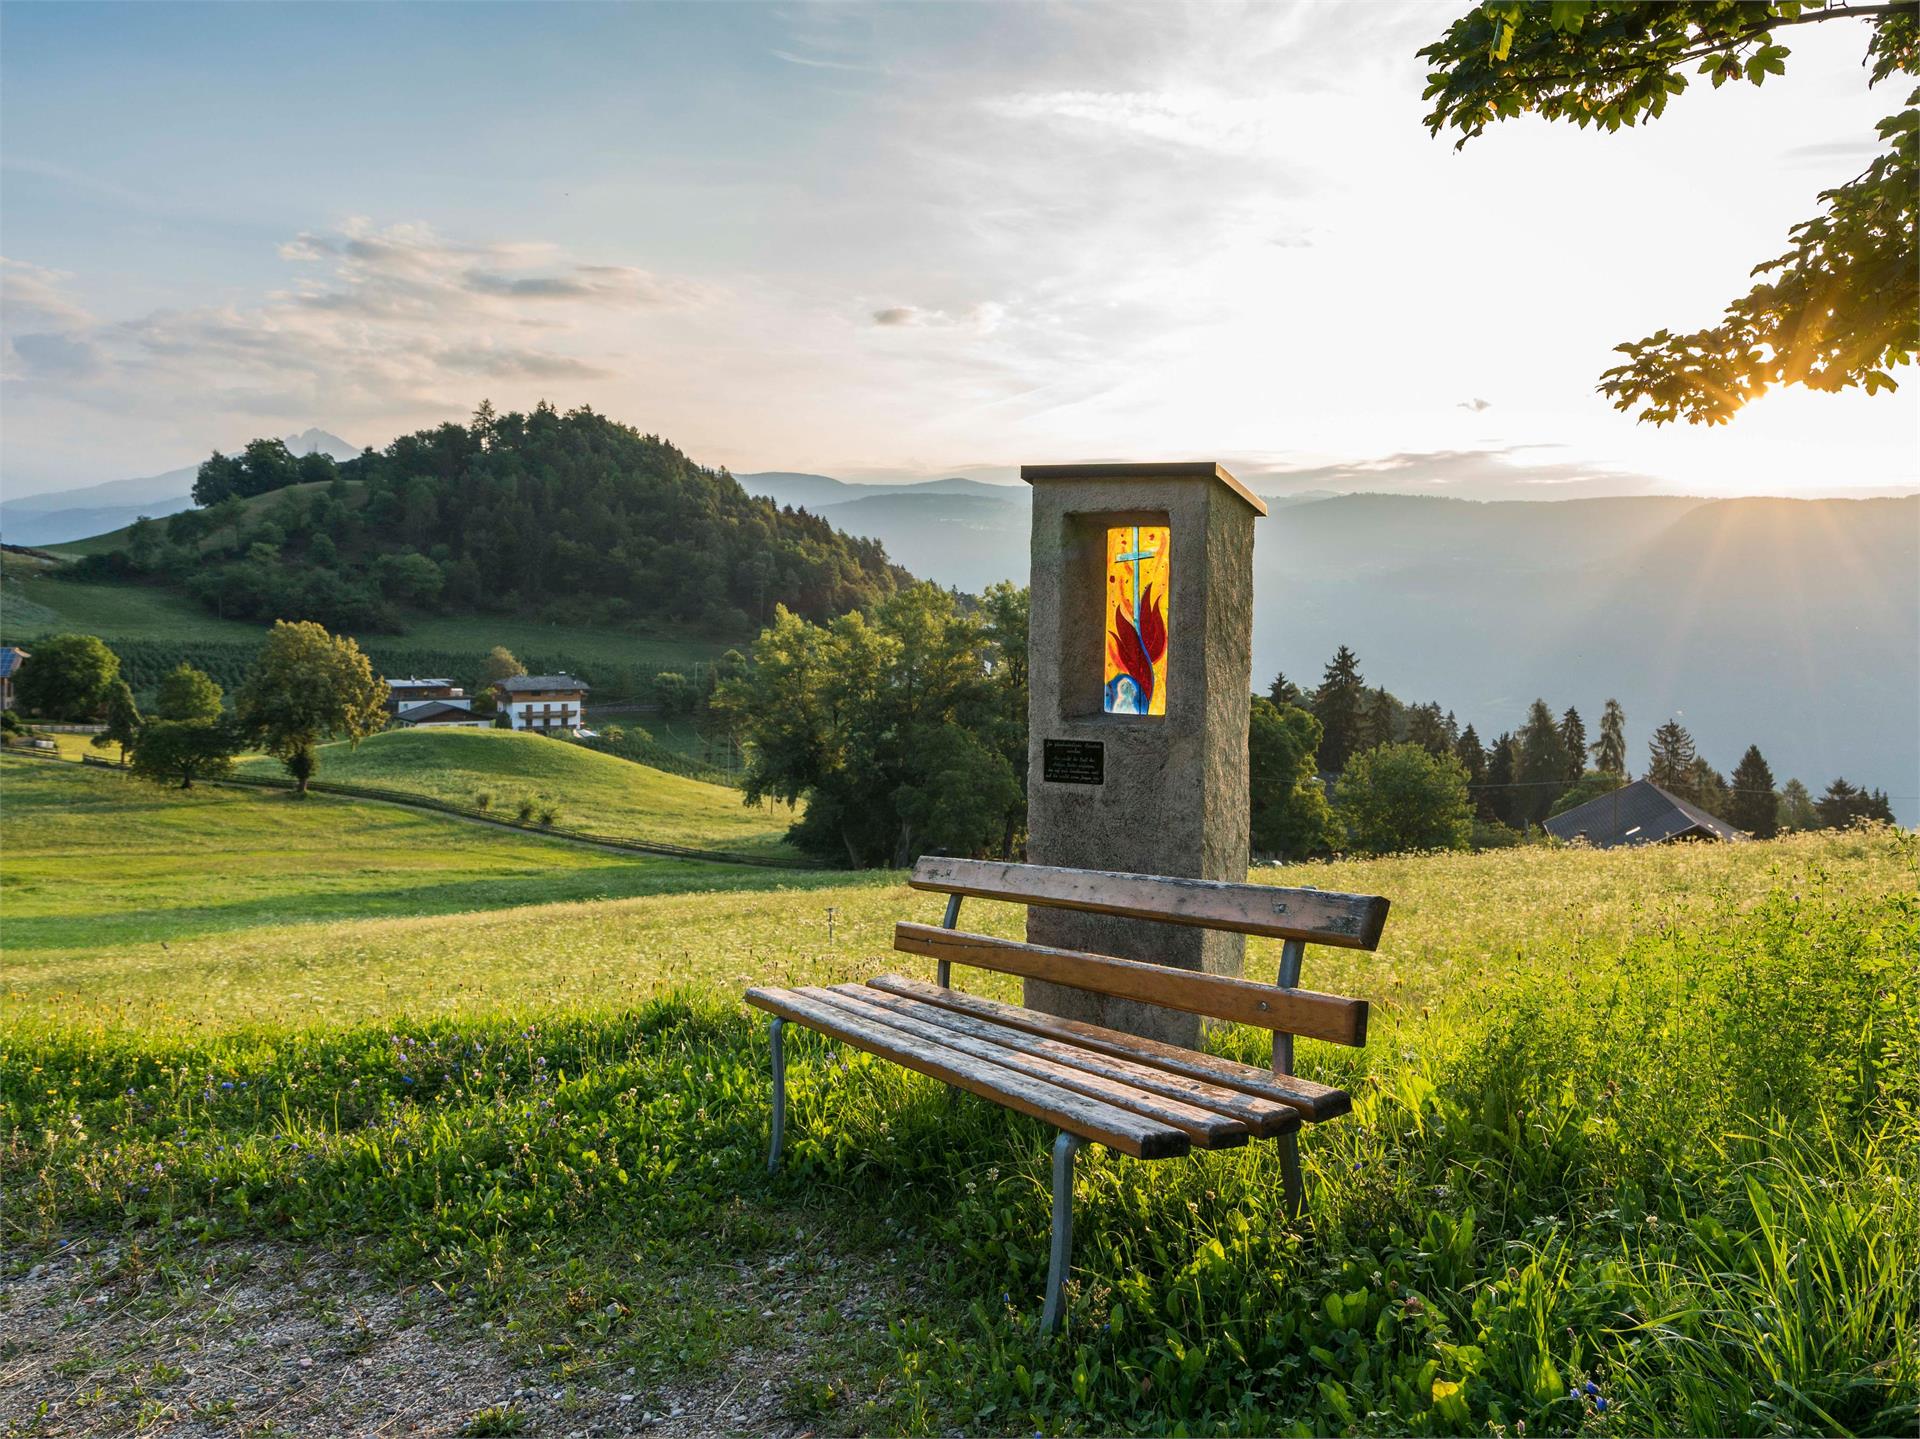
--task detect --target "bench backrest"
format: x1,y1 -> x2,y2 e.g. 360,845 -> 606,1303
903,857 -> 1387,1050
909,857 -> 1388,949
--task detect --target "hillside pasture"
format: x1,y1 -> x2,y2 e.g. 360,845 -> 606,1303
2,544 -> 741,673
0,758 -> 836,1019
234,728 -> 798,859
2,765 -> 1913,1435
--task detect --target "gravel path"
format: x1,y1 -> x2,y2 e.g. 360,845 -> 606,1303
0,1236 -> 856,1437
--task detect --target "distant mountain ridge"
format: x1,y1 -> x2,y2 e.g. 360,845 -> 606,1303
735,474 -> 1918,822
2,429 -> 360,545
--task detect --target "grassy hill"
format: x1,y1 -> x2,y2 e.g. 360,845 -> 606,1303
41,479 -> 358,559
2,782 -> 1911,1432
235,728 -> 798,858
1,546 -> 740,672
0,756 -> 829,974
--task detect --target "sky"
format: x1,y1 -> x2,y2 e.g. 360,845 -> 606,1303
2,1 -> 1915,501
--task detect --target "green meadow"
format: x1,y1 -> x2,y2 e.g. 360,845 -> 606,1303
2,757 -> 1915,1435
233,728 -> 797,858
1,545 -> 738,670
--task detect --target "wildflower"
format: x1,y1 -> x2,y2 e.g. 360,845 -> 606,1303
1595,1397 -> 1608,1413
1584,1382 -> 1599,1397
220,1082 -> 234,1091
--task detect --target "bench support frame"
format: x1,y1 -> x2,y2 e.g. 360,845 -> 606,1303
1042,1130 -> 1083,1334
767,1017 -> 786,1173
1273,938 -> 1306,1217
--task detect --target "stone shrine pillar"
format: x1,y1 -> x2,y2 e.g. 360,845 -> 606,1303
1021,461 -> 1267,1047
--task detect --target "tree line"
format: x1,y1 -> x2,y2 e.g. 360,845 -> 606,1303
64,403 -> 908,636
713,597 -> 1902,867
9,625 -> 387,795
1257,645 -> 1896,854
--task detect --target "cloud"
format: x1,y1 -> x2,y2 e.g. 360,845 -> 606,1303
870,302 -> 1006,332
985,89 -> 1285,158
1241,447 -> 1667,502
1781,136 -> 1880,166
2,257 -> 93,331
4,220 -> 704,421
1457,397 -> 1492,412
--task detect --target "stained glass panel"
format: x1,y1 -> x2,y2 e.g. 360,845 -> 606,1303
1104,524 -> 1169,715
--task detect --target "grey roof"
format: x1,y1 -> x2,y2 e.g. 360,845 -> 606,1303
395,700 -> 482,724
1544,778 -> 1747,848
496,673 -> 590,694
389,677 -> 455,689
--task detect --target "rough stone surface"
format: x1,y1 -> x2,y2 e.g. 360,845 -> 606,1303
1022,466 -> 1260,1046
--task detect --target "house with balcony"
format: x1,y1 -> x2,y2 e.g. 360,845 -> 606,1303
492,673 -> 590,734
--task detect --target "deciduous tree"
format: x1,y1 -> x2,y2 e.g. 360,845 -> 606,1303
233,620 -> 388,796
128,719 -> 238,790
94,680 -> 142,759
1420,2 -> 1917,424
719,584 -> 1027,867
1333,742 -> 1473,856
13,634 -> 119,720
154,663 -> 224,723
1249,697 -> 1334,859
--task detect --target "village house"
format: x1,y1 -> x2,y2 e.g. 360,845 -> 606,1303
492,673 -> 590,734
0,645 -> 28,712
386,676 -> 488,730
1544,778 -> 1748,849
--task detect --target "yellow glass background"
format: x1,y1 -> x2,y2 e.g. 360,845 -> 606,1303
1104,524 -> 1170,715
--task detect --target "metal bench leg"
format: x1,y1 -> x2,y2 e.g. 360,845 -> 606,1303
1274,938 -> 1307,1219
1279,1131 -> 1304,1218
1041,1131 -> 1082,1334
767,1017 -> 786,1173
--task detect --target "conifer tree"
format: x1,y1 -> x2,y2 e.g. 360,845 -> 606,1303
1311,646 -> 1366,774
1516,699 -> 1571,824
1454,723 -> 1491,820
1688,757 -> 1731,818
1484,730 -> 1518,827
1646,720 -> 1697,795
1593,698 -> 1628,777
1728,745 -> 1779,837
1266,671 -> 1304,708
1557,707 -> 1587,782
1405,701 -> 1451,756
1778,778 -> 1818,832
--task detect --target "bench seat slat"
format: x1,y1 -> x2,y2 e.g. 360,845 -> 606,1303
744,986 -> 1190,1160
865,975 -> 1352,1122
893,923 -> 1369,1046
798,987 -> 1250,1149
910,857 -> 1389,950
836,984 -> 1301,1139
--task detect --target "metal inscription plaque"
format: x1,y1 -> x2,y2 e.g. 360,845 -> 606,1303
1042,738 -> 1105,785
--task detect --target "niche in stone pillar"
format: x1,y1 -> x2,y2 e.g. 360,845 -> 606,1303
1103,523 -> 1169,717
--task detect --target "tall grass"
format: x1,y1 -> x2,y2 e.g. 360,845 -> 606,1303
3,827 -> 1915,1434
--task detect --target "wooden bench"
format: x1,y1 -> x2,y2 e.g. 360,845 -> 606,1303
746,856 -> 1388,1332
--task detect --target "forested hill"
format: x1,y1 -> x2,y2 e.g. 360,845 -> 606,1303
69,405 -> 909,634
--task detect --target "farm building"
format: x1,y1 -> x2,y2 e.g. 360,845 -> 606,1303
492,674 -> 590,734
0,645 -> 27,711
386,677 -> 467,716
392,700 -> 490,729
1544,778 -> 1748,849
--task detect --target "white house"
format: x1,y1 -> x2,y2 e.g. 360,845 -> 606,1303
492,673 -> 590,734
